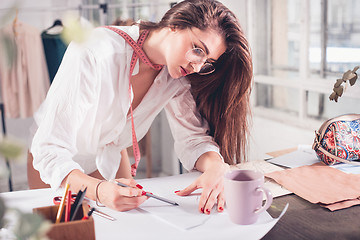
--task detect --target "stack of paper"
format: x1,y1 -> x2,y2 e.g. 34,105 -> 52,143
131,172 -> 288,239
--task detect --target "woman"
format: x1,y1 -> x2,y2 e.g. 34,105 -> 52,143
28,0 -> 253,214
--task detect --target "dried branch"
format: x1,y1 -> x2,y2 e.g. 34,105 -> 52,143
329,66 -> 359,102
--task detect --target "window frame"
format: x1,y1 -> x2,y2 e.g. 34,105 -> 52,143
249,0 -> 360,126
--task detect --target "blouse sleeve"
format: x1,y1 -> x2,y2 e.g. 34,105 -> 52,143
164,81 -> 223,171
31,41 -> 100,189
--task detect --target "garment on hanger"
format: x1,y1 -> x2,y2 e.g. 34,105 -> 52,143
44,19 -> 63,34
41,19 -> 68,83
0,20 -> 50,118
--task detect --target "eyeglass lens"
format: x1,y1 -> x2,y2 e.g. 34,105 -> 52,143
198,63 -> 215,74
186,49 -> 215,74
186,48 -> 206,63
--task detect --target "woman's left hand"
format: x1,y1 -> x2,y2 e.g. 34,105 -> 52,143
175,152 -> 229,214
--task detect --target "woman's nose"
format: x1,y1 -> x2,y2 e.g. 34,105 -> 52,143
191,62 -> 203,73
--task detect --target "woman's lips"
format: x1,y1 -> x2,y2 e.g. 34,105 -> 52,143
180,66 -> 189,76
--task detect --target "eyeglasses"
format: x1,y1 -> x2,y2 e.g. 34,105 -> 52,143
185,30 -> 215,75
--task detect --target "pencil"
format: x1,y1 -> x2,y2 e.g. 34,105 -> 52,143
114,181 -> 179,206
82,207 -> 95,220
65,190 -> 72,222
70,187 -> 84,218
55,183 -> 70,224
70,187 -> 87,221
145,191 -> 179,206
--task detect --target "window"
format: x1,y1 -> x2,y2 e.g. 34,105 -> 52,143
250,0 -> 360,125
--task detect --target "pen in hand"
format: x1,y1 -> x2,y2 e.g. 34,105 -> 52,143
111,180 -> 179,206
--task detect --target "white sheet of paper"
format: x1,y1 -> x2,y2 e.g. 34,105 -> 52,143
92,200 -> 288,240
132,172 -> 288,239
137,172 -> 209,230
267,149 -> 319,168
331,163 -> 360,174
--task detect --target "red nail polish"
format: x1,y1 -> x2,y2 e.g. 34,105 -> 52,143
200,208 -> 204,213
141,191 -> 146,196
136,184 -> 143,189
206,209 -> 210,214
219,207 -> 224,211
174,190 -> 180,193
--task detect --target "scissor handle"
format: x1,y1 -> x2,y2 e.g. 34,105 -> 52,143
53,193 -> 77,205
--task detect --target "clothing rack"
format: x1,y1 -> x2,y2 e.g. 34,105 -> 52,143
0,1 -> 177,189
0,103 -> 12,192
0,1 -> 176,26
0,73 -> 12,191
0,1 -> 174,13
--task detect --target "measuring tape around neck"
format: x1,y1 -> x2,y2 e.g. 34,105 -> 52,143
103,26 -> 163,176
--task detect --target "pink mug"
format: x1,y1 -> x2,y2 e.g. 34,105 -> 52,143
224,169 -> 273,225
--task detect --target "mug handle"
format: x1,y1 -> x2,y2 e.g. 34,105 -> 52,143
254,187 -> 273,214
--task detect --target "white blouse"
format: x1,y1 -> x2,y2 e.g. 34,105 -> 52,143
30,25 -> 221,189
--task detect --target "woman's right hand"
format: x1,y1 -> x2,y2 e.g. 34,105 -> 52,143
97,178 -> 148,211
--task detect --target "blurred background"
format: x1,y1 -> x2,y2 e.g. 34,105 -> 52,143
0,0 -> 359,192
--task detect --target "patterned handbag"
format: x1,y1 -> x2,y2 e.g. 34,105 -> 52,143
312,114 -> 360,165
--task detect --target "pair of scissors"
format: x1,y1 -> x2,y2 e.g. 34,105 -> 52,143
53,194 -> 77,205
53,194 -> 115,221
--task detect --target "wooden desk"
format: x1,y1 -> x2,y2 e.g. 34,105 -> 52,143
262,148 -> 360,239
263,194 -> 360,239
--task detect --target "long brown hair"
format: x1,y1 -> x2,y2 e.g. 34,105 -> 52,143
140,0 -> 253,165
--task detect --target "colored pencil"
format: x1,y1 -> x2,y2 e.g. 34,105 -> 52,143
55,183 -> 70,224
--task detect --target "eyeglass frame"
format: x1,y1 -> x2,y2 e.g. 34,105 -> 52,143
185,29 -> 216,75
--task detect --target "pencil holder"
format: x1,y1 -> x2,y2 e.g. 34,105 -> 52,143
33,202 -> 95,240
